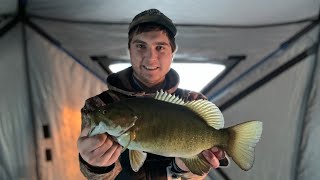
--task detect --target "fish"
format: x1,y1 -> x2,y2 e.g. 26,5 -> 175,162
88,90 -> 263,175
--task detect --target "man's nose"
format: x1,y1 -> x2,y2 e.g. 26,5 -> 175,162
145,48 -> 158,62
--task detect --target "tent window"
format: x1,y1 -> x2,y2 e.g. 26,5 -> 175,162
45,149 -> 52,161
43,125 -> 51,139
109,63 -> 225,92
91,55 -> 244,93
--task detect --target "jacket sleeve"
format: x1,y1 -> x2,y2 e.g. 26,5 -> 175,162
177,89 -> 208,102
185,90 -> 207,101
79,93 -> 122,179
80,157 -> 122,180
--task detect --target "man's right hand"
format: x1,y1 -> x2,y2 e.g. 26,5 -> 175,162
77,126 -> 122,167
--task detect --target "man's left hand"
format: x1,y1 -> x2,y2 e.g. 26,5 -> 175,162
175,147 -> 226,172
202,147 -> 225,168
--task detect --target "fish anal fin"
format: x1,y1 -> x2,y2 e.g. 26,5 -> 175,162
129,150 -> 147,172
180,154 -> 211,176
185,100 -> 224,129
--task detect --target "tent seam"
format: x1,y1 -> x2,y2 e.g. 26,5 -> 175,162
25,18 -> 107,84
293,19 -> 320,180
27,13 -> 317,29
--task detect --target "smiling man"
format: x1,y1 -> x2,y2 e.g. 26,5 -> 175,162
77,9 -> 227,180
130,30 -> 173,88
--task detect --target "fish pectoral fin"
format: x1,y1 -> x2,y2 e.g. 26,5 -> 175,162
121,131 -> 136,153
129,150 -> 147,172
180,154 -> 211,176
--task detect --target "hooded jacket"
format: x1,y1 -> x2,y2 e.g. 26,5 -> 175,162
79,67 -> 207,180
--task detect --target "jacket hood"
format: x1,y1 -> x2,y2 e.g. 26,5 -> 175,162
106,67 -> 180,96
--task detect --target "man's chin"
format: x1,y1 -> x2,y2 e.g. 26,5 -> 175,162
142,78 -> 165,87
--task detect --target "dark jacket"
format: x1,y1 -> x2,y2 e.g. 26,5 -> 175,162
79,67 -> 207,180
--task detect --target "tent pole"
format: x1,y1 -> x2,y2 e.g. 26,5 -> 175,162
209,19 -> 320,102
25,18 -> 107,84
0,16 -> 19,38
20,0 -> 41,179
21,12 -> 42,180
201,55 -> 245,95
219,43 -> 317,111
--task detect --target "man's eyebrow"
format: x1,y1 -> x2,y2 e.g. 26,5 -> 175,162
155,42 -> 170,46
132,39 -> 146,44
132,39 -> 170,46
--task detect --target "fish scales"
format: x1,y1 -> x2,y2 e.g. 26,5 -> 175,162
88,90 -> 263,175
112,97 -> 228,157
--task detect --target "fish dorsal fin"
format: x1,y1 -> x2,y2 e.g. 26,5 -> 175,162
184,99 -> 224,129
154,90 -> 185,105
155,90 -> 224,129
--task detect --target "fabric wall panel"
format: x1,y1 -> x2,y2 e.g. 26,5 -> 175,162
208,57 -> 314,180
297,44 -> 320,180
26,27 -> 107,180
0,24 -> 37,180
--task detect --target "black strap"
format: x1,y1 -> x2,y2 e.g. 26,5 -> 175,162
97,91 -> 118,104
79,154 -> 115,174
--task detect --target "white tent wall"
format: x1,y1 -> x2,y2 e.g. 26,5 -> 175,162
206,24 -> 319,179
209,57 -> 315,180
0,24 -> 37,180
30,18 -> 128,80
23,27 -> 107,179
210,23 -> 318,105
298,44 -> 320,180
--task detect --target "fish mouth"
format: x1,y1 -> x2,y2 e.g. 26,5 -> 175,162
89,117 -> 137,137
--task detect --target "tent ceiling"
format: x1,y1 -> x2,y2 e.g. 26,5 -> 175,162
26,0 -> 318,26
30,18 -> 309,88
0,0 -> 16,15
0,0 -> 318,98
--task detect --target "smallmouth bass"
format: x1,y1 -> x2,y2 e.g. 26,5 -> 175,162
88,90 -> 263,175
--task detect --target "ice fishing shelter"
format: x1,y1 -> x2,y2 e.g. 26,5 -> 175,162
1,1 -> 319,180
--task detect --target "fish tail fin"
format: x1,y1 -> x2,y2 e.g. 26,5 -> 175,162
225,120 -> 263,171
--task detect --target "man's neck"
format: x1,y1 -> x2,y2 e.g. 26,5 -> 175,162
132,75 -> 166,93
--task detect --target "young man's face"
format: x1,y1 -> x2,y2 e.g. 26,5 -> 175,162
129,30 -> 173,88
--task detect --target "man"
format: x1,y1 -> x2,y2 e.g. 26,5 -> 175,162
77,9 -> 227,180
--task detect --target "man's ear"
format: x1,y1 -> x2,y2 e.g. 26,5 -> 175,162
173,44 -> 178,54
172,45 -> 178,61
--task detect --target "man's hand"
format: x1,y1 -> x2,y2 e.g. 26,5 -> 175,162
77,126 -> 122,167
202,147 -> 225,168
175,147 -> 226,172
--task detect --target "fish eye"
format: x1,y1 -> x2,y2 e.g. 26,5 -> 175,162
103,110 -> 107,114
